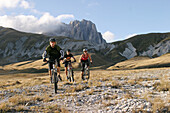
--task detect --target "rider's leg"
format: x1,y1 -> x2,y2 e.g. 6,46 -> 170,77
87,60 -> 90,69
57,67 -> 60,75
81,62 -> 85,80
49,70 -> 52,77
57,58 -> 62,81
65,67 -> 68,76
48,62 -> 53,83
81,71 -> 84,76
65,62 -> 68,76
48,62 -> 53,77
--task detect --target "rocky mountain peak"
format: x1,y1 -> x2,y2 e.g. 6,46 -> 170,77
45,19 -> 106,44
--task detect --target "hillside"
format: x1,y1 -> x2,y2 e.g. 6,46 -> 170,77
108,53 -> 170,70
0,26 -> 170,68
104,33 -> 170,64
0,26 -> 109,65
0,53 -> 111,72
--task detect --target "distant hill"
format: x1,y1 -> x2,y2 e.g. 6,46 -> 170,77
108,53 -> 170,70
0,26 -> 109,65
104,33 -> 170,64
0,25 -> 170,68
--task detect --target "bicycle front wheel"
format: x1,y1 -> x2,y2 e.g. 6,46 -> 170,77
53,72 -> 58,93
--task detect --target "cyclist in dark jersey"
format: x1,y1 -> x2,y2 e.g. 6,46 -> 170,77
79,49 -> 92,80
42,38 -> 64,82
63,49 -> 76,79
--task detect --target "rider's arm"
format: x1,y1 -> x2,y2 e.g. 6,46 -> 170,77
60,50 -> 64,58
79,54 -> 83,63
42,50 -> 48,62
72,56 -> 76,62
88,54 -> 92,63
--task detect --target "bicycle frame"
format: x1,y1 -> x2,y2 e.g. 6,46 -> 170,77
66,61 -> 74,82
83,62 -> 90,80
48,60 -> 58,93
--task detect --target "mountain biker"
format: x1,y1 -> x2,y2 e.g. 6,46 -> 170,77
63,49 -> 76,80
42,38 -> 64,83
79,49 -> 92,80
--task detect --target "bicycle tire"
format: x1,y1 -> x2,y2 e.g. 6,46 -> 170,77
67,68 -> 71,82
53,72 -> 58,93
71,70 -> 74,82
87,68 -> 90,80
51,70 -> 54,83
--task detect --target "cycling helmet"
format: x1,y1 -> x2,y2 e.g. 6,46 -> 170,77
83,49 -> 88,52
49,38 -> 56,42
67,49 -> 71,52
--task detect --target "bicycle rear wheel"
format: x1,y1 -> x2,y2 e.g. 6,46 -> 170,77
87,68 -> 90,80
53,72 -> 58,93
71,70 -> 74,82
67,68 -> 71,82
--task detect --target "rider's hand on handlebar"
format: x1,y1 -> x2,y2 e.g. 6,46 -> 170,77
43,58 -> 47,62
60,57 -> 64,60
90,61 -> 92,64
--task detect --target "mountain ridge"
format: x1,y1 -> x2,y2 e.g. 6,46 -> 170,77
0,25 -> 170,67
44,19 -> 106,44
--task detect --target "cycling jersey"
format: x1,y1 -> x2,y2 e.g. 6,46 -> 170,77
45,45 -> 61,60
81,54 -> 89,61
64,54 -> 73,61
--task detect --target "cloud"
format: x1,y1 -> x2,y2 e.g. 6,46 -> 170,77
20,0 -> 31,9
56,14 -> 74,21
102,31 -> 115,43
0,13 -> 75,34
0,0 -> 31,9
125,33 -> 137,39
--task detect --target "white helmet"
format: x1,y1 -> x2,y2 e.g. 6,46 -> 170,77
83,49 -> 88,52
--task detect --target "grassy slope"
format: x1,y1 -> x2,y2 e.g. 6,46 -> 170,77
1,53 -> 111,72
105,33 -> 170,65
108,53 -> 170,70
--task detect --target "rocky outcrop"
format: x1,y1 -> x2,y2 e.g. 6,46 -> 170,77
140,40 -> 170,57
106,33 -> 170,63
119,43 -> 137,59
44,19 -> 106,44
118,40 -> 170,59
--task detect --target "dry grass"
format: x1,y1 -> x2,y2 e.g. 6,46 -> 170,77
108,53 -> 170,70
0,102 -> 10,112
85,89 -> 94,95
45,104 -> 69,113
153,75 -> 170,92
103,101 -> 115,107
8,95 -> 30,106
110,80 -> 121,88
66,84 -> 89,93
123,93 -> 133,99
0,66 -> 170,112
151,97 -> 167,113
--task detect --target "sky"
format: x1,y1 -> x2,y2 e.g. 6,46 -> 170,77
0,0 -> 170,42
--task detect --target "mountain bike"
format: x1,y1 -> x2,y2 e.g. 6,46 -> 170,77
82,63 -> 90,80
48,60 -> 59,94
67,61 -> 75,82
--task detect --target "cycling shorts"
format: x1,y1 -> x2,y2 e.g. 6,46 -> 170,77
64,60 -> 71,67
48,59 -> 60,70
81,59 -> 89,71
